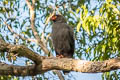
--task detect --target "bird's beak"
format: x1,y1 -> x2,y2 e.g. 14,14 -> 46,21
51,15 -> 57,21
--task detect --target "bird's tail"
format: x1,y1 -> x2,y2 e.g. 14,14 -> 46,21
63,71 -> 70,75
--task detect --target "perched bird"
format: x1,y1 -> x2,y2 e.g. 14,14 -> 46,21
51,14 -> 75,74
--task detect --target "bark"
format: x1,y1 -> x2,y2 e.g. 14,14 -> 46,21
0,39 -> 120,76
25,0 -> 64,79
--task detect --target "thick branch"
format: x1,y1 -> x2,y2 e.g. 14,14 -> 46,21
41,58 -> 120,73
0,39 -> 43,64
0,57 -> 120,76
0,62 -> 37,76
0,39 -> 120,76
0,28 -> 64,79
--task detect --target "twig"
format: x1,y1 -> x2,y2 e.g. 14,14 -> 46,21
3,21 -> 37,43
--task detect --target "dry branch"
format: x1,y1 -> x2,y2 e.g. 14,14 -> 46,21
26,0 -> 50,55
3,21 -> 37,43
0,39 -> 120,76
0,63 -> 36,76
25,0 -> 64,80
0,38 -> 43,64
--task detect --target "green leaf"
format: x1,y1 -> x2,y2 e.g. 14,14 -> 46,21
76,8 -> 80,14
112,38 -> 117,43
3,0 -> 8,5
77,21 -> 81,32
102,45 -> 106,52
106,0 -> 112,3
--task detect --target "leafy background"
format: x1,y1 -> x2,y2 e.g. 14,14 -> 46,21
0,0 -> 120,80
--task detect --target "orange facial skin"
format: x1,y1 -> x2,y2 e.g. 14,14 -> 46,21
51,15 -> 57,21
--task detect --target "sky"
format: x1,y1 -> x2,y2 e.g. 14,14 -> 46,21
0,0 -> 111,80
18,0 -> 103,80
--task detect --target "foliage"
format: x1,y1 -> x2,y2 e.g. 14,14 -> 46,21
0,0 -> 120,80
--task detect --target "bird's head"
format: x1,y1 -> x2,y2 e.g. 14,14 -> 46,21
51,15 -> 66,23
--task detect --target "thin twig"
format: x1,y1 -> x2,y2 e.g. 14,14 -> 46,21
3,21 -> 37,43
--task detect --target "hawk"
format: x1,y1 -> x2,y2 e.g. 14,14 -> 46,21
51,14 -> 75,58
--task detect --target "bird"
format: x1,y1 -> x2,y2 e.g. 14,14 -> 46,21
51,14 -> 75,74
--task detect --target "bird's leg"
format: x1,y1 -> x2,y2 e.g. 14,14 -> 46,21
59,54 -> 64,58
56,54 -> 64,58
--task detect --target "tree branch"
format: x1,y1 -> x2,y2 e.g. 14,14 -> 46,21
0,38 -> 43,64
3,21 -> 37,43
42,58 -> 120,73
0,62 -> 36,76
26,0 -> 50,55
0,52 -> 120,76
25,1 -> 65,79
0,39 -> 120,76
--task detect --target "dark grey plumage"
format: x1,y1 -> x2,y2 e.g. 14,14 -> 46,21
51,15 -> 74,58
